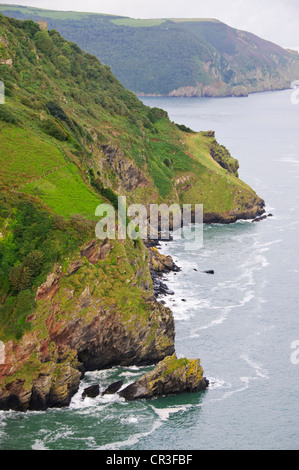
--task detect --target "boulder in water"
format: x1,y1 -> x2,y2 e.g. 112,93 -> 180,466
119,354 -> 208,401
102,380 -> 124,396
82,384 -> 100,399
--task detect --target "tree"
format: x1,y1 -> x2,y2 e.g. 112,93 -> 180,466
34,31 -> 52,55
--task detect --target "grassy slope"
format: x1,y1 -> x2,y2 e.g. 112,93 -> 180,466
180,133 -> 255,212
1,4 -> 298,96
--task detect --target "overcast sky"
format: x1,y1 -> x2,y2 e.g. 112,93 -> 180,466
3,0 -> 299,47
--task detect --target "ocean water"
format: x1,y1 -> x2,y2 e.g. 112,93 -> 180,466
1,90 -> 299,450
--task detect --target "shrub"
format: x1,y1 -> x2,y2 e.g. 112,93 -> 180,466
41,118 -> 69,141
9,265 -> 32,291
56,55 -> 71,73
148,107 -> 169,124
45,100 -> 68,122
22,20 -> 40,39
23,250 -> 44,277
0,106 -> 18,124
176,123 -> 195,133
8,250 -> 44,292
101,187 -> 119,210
34,31 -> 53,55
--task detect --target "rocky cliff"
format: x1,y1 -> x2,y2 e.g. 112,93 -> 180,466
0,238 -> 175,411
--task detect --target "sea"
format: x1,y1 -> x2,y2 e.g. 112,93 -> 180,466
0,89 -> 298,450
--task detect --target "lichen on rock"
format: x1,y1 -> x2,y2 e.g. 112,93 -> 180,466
119,354 -> 209,401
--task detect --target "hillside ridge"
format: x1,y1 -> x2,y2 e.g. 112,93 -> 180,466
1,4 -> 298,97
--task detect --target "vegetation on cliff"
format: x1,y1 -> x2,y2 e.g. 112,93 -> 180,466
0,14 -> 264,409
1,4 -> 299,96
119,354 -> 209,400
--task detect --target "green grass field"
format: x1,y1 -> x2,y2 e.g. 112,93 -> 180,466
169,18 -> 220,23
0,123 -> 66,189
22,163 -> 103,219
110,18 -> 166,27
0,4 -> 111,20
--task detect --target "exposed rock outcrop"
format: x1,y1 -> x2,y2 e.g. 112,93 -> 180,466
148,247 -> 180,273
0,363 -> 81,411
201,198 -> 265,224
49,300 -> 175,372
252,214 -> 268,223
148,247 -> 180,298
119,354 -> 209,401
0,238 -> 176,411
101,145 -> 150,192
82,384 -> 100,399
102,380 -> 124,396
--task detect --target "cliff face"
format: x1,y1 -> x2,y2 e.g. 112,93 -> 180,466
0,238 -> 175,411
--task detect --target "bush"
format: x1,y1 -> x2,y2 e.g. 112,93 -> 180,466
8,250 -> 44,292
148,107 -> 169,124
0,106 -> 18,124
34,31 -> 53,55
101,187 -> 119,210
22,20 -> 40,39
45,100 -> 68,122
56,55 -> 71,73
23,250 -> 44,277
41,117 -> 69,141
176,123 -> 195,133
9,265 -> 32,291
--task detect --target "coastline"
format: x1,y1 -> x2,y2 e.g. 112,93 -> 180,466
137,85 -> 293,99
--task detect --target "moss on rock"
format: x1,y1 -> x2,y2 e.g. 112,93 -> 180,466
119,354 -> 209,401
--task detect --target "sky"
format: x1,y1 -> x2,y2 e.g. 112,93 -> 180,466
2,0 -> 299,48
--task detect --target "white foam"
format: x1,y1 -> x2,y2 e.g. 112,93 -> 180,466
152,404 -> 191,422
240,354 -> 269,380
95,416 -> 163,450
94,402 -> 192,450
120,416 -> 139,424
32,439 -> 49,450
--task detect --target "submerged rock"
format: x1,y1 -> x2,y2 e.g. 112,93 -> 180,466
252,215 -> 268,223
119,354 -> 208,401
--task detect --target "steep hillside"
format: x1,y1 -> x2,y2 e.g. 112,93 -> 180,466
0,15 -> 264,410
1,4 -> 299,96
